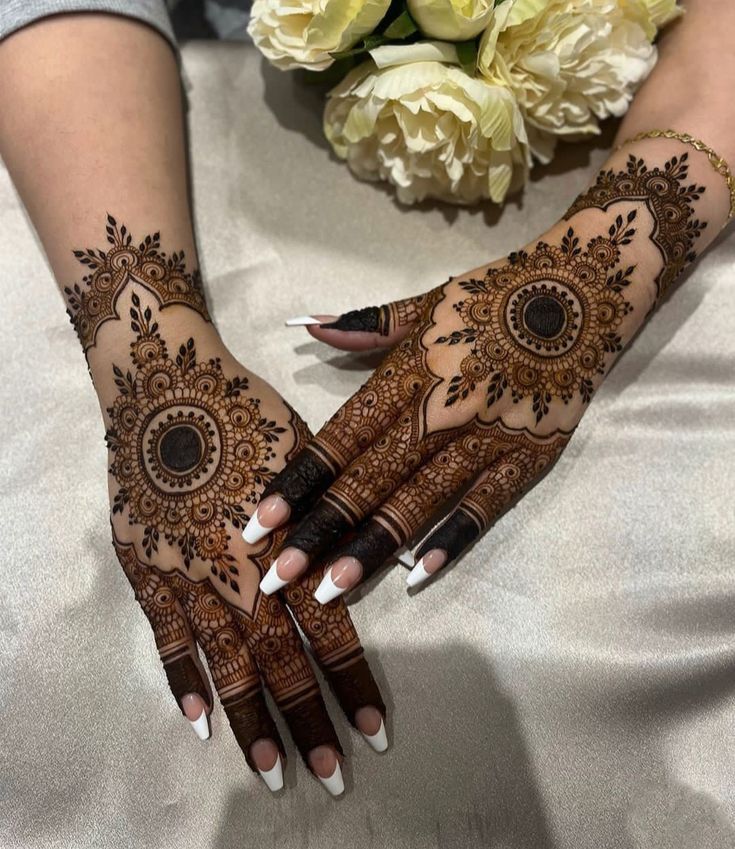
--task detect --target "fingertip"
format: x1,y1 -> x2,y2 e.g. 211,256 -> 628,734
181,692 -> 210,741
355,706 -> 388,753
250,738 -> 285,793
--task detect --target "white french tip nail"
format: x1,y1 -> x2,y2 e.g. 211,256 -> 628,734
258,756 -> 284,793
314,570 -> 344,605
406,557 -> 432,588
189,710 -> 210,741
285,316 -> 322,326
260,562 -> 289,595
242,511 -> 271,545
318,761 -> 345,796
361,719 -> 388,753
395,547 -> 415,568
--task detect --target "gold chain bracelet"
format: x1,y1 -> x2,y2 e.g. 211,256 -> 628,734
620,129 -> 735,223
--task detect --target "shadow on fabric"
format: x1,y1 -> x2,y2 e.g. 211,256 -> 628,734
212,644 -> 555,849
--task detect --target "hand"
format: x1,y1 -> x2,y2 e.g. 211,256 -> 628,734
69,219 -> 386,796
246,144 -> 715,596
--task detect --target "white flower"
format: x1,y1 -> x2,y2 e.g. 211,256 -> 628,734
248,0 -> 392,71
324,54 -> 531,205
407,0 -> 495,41
478,0 -> 658,161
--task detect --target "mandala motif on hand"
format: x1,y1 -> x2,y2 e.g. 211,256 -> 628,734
106,294 -> 285,590
436,219 -> 636,421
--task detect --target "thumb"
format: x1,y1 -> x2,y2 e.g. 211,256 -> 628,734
286,293 -> 429,352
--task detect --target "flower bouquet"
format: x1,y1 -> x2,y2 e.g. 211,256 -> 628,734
249,0 -> 681,205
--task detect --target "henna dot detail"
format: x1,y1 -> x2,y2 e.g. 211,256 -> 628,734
523,295 -> 566,340
159,425 -> 203,473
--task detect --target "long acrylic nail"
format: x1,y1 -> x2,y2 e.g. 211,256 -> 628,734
181,693 -> 210,741
250,738 -> 284,793
314,557 -> 363,605
242,495 -> 291,544
260,547 -> 309,595
309,746 -> 344,796
285,315 -> 337,326
355,706 -> 388,753
406,549 -> 447,588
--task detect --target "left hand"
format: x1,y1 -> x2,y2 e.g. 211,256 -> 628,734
243,141 -> 718,598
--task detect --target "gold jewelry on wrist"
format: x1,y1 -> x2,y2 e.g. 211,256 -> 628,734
621,129 -> 735,223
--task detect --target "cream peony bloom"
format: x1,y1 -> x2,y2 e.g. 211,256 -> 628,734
407,0 -> 495,42
478,0 -> 658,161
324,55 -> 531,205
248,0 -> 392,71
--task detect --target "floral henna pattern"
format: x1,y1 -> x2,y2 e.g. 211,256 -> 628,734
265,149 -> 710,583
106,293 -> 284,594
59,218 -> 387,765
436,219 -> 635,422
565,152 -> 706,302
64,215 -> 210,351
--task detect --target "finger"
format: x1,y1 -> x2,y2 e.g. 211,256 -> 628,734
286,292 -> 431,352
264,411 -> 446,593
247,590 -> 347,795
406,446 -> 558,588
113,535 -> 213,739
249,331 -> 427,547
284,572 -> 388,752
181,582 -> 286,790
311,429 -> 495,600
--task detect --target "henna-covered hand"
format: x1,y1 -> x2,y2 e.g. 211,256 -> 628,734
248,138 -> 726,598
64,218 -> 386,796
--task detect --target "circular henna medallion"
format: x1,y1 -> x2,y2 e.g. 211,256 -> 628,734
441,231 -> 632,412
107,318 -> 282,566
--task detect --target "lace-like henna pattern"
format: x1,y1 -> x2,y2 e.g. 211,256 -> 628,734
266,149 -> 711,586
565,153 -> 706,302
106,293 -> 283,593
64,215 -> 210,351
436,221 -> 635,423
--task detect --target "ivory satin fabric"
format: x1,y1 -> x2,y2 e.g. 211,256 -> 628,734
1,43 -> 734,849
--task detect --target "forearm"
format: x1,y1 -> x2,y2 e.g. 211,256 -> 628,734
0,14 -> 215,378
616,0 -> 735,165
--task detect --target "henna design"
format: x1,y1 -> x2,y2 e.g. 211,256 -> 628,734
57,216 -> 388,764
64,215 -> 210,351
106,293 -> 283,593
435,222 -> 634,422
268,149 -> 710,584
565,153 -> 706,302
321,292 -> 432,336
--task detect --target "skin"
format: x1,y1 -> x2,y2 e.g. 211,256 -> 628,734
247,0 -> 735,596
0,14 -> 386,795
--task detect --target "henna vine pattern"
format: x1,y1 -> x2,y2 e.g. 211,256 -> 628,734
106,293 -> 284,592
566,153 -> 706,302
64,215 -> 209,351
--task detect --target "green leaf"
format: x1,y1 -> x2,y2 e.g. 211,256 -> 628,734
456,40 -> 478,76
383,9 -> 418,39
330,34 -> 388,61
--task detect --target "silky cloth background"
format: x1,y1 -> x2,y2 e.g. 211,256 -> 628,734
1,42 -> 734,849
